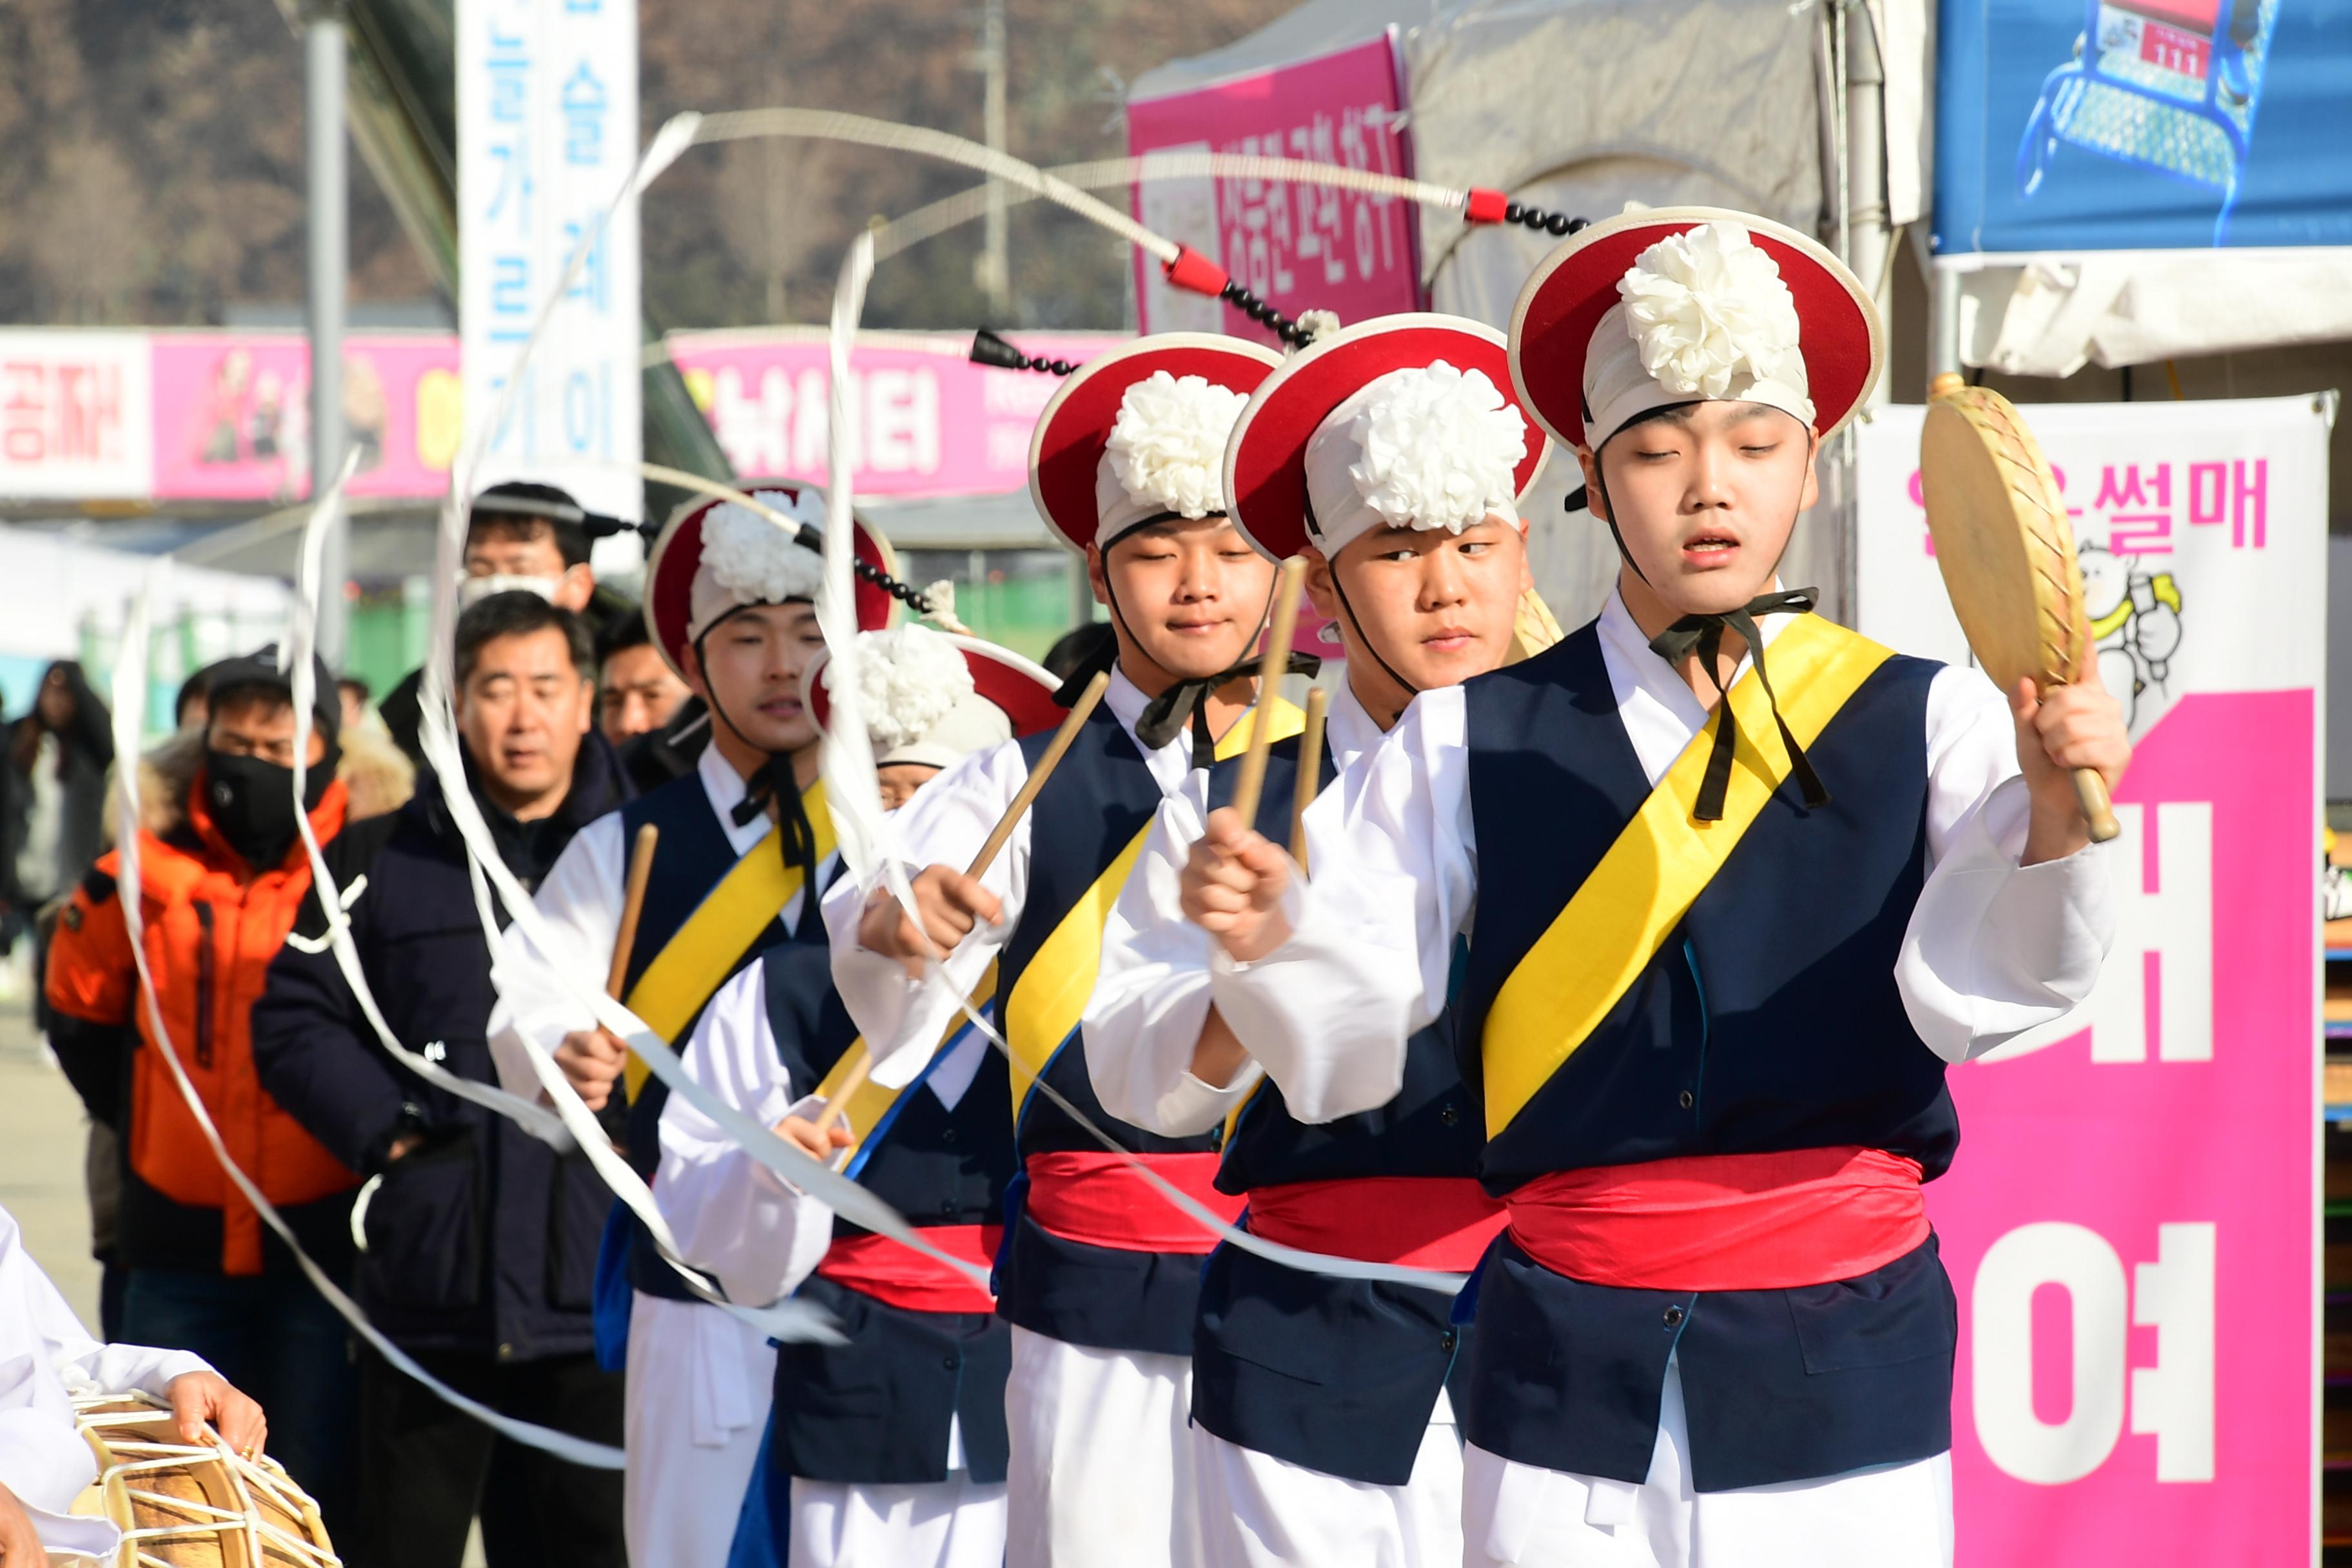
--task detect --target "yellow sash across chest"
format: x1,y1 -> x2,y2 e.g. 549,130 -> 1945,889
622,783 -> 838,1100
1480,618 -> 1895,1137
1001,698 -> 1306,1121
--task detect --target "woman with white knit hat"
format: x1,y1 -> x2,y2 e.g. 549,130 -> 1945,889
1150,210 -> 2132,1566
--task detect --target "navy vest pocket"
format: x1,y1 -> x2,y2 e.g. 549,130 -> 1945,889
1785,1236 -> 1955,1375
546,1148 -> 605,1313
359,1132 -> 483,1311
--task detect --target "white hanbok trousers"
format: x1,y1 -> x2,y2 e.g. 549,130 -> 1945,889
1462,1360 -> 1953,1568
621,1293 -> 778,1568
1192,1397 -> 1464,1568
789,1474 -> 1008,1567
1003,1325 -> 1200,1568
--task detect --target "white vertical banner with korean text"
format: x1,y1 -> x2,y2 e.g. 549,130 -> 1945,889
458,0 -> 642,529
1856,393 -> 2329,1565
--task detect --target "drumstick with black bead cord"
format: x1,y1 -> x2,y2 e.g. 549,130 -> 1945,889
812,669 -> 1112,1136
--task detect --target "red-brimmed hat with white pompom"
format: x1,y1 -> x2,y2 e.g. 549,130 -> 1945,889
803,626 -> 1064,772
643,483 -> 901,681
1026,333 -> 1284,556
1507,207 -> 1884,455
1222,313 -> 1551,565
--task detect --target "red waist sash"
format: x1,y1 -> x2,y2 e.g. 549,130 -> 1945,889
1505,1146 -> 1929,1292
1023,1151 -> 1247,1256
811,1226 -> 1000,1315
1245,1177 -> 1507,1272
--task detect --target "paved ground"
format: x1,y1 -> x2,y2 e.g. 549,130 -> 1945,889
0,993 -> 102,1329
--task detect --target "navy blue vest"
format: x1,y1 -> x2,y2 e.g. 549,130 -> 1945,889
1453,623 -> 1960,1490
992,707 -> 1239,1355
1191,729 -> 1485,1485
759,941 -> 1015,1487
618,771 -> 805,1300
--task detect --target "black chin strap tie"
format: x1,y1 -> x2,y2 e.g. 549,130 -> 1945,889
1132,650 -> 1323,769
732,754 -> 819,875
1647,588 -> 1827,823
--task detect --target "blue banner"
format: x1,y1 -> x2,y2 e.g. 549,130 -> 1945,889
1935,0 -> 2352,253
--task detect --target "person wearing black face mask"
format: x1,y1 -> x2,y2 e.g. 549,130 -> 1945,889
46,647 -> 362,1529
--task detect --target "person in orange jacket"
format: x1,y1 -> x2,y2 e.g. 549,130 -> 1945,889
45,646 -> 359,1524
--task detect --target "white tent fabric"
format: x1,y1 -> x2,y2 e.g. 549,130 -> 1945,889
1128,0 -> 1955,623
1954,249 -> 2352,378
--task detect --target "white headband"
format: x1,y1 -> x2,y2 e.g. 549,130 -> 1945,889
829,624 -> 1014,772
688,489 -> 825,643
1093,371 -> 1248,547
1303,362 -> 1526,556
1582,221 -> 1815,450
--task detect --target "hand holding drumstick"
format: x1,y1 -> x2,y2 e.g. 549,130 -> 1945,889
1182,558 -> 1308,966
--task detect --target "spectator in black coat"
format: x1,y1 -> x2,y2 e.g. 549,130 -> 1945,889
251,593 -> 631,1568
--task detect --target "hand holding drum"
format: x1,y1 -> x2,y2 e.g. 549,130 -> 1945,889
1918,373 -> 2121,843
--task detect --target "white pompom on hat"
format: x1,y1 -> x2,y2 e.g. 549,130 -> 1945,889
803,629 -> 1065,774
1223,314 -> 1549,565
688,489 -> 827,644
1028,334 -> 1284,554
1301,360 -> 1528,556
642,482 -> 900,680
1507,206 -> 1882,455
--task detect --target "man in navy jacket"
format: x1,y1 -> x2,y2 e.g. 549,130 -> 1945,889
251,593 -> 629,1568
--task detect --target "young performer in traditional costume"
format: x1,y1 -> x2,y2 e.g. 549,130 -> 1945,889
820,334 -> 1294,1568
1083,315 -> 1549,1568
485,486 -> 899,1568
654,623 -> 1064,1568
1159,210 -> 2130,1567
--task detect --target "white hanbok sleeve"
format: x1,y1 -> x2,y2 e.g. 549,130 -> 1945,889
487,810 -> 625,1122
1896,667 -> 2118,1063
652,963 -> 836,1308
1200,689 -> 1480,1124
825,739 -> 1031,1081
1084,783 -> 1264,1137
0,1208 -> 210,1558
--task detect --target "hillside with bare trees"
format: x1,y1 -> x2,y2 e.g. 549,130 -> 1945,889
0,0 -> 1291,331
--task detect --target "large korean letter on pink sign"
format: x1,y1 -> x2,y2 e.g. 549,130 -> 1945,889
1125,35 -> 1421,342
1857,395 -> 2329,1563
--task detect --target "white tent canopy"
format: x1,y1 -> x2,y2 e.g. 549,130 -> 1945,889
1133,0 -> 1912,623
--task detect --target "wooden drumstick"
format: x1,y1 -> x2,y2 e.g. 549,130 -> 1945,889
607,824 -> 660,999
812,670 -> 1112,1135
1227,556 -> 1308,829
963,669 -> 1110,879
593,824 -> 658,1145
1290,685 -> 1328,867
2068,749 -> 2121,843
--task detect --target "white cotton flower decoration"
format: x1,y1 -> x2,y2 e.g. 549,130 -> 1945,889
701,489 -> 824,605
1104,371 -> 1246,519
1347,362 -> 1527,533
1616,222 -> 1805,401
830,624 -> 975,752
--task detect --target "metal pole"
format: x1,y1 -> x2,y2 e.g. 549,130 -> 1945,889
1844,0 -> 1891,407
1930,261 -> 1963,382
978,0 -> 1010,315
308,2 -> 351,667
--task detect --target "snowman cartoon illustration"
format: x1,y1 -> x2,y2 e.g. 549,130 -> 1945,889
2077,542 -> 2184,733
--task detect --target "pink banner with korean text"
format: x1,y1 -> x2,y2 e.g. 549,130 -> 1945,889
1125,34 -> 1422,343
1857,394 -> 2331,1565
663,329 -> 1119,498
149,333 -> 462,503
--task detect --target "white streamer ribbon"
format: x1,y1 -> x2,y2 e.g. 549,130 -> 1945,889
106,562 -> 627,1469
